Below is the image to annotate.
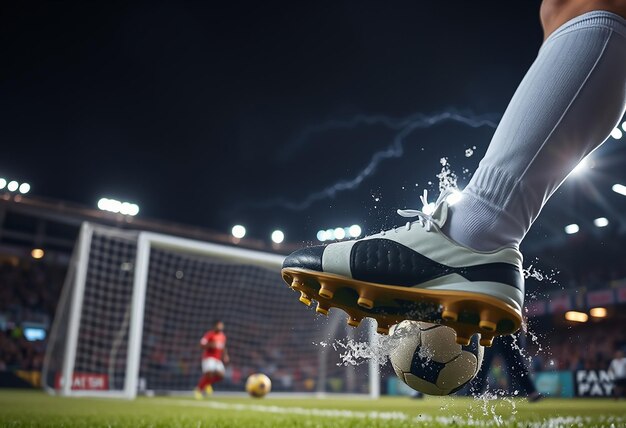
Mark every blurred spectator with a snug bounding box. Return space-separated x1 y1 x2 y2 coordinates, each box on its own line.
0 258 64 372
609 350 626 399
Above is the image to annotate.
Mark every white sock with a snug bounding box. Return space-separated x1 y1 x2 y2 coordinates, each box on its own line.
444 11 626 251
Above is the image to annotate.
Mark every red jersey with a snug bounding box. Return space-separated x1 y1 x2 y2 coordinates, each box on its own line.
201 330 226 360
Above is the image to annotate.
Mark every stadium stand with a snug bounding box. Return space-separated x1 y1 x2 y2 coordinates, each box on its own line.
1 193 626 397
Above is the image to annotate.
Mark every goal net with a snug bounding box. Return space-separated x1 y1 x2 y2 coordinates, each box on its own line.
43 223 379 398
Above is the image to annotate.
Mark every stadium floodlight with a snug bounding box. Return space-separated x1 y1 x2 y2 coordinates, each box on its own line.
0 178 6 189
445 189 463 206
31 248 44 259
593 217 609 227
7 181 18 192
97 197 140 216
271 230 285 244
120 202 133 215
97 198 109 210
348 224 362 238
231 225 246 239
611 127 623 140
320 225 363 242
109 199 122 212
18 182 30 194
564 223 579 234
333 227 346 240
589 307 608 318
565 311 588 323
612 183 626 196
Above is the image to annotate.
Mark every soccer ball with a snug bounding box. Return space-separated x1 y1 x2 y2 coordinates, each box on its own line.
245 373 272 398
389 321 483 396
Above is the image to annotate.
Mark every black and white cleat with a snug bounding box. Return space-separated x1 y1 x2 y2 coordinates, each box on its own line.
282 190 524 346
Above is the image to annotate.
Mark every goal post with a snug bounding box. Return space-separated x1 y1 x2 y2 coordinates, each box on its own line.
43 222 380 399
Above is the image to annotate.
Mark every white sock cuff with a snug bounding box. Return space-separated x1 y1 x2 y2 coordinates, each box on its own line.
464 165 519 208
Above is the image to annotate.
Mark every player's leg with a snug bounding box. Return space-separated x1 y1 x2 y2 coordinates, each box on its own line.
196 358 216 397
195 374 209 399
469 342 497 395
444 0 626 252
282 1 626 345
616 379 626 399
203 358 225 394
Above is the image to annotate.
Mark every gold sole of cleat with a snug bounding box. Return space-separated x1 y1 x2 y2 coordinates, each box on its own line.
316 302 330 315
479 336 494 347
283 267 522 346
318 282 336 299
298 291 312 306
479 320 497 332
347 316 362 327
441 309 458 322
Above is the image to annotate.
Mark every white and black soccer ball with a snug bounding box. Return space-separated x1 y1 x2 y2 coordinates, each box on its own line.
389 321 483 396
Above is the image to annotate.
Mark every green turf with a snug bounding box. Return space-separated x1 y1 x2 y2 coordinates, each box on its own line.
0 390 625 427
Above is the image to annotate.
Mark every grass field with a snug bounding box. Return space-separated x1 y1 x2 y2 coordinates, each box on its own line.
1 390 625 427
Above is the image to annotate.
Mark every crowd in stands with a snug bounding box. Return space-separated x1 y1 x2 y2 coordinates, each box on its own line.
529 320 626 372
2 246 626 396
528 233 626 293
0 258 64 373
0 327 45 372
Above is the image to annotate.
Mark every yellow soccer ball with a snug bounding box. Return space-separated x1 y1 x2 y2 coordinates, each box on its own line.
245 373 272 398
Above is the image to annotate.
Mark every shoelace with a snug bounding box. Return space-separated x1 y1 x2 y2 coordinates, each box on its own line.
380 189 451 235
397 189 437 232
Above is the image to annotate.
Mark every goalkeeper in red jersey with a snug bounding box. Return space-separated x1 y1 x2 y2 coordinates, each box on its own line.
194 320 229 399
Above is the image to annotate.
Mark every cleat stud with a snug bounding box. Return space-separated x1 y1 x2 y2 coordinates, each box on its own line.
318 283 336 300
316 303 330 316
298 291 311 306
455 336 471 346
479 310 498 332
291 277 303 290
347 316 361 327
376 321 391 335
357 297 374 309
479 332 495 347
442 309 459 322
479 320 497 333
480 337 494 347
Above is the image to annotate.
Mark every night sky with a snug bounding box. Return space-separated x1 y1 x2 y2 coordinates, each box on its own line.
3 1 625 247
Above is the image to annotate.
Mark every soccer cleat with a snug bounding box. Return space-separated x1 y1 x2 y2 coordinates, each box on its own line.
194 388 203 400
347 316 362 327
204 384 213 396
282 190 524 346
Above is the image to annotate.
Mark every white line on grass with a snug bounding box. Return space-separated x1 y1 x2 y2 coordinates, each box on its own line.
158 399 626 428
170 400 409 421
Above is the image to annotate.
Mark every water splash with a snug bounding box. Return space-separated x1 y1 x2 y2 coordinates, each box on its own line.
436 156 458 193
522 258 560 285
470 389 518 426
